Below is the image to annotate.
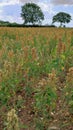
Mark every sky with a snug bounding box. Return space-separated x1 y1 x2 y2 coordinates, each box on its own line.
0 0 73 27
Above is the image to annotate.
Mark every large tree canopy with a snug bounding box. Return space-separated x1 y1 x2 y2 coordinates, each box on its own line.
21 3 44 25
52 12 72 27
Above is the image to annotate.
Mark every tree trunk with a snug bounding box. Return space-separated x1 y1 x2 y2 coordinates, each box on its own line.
60 22 62 27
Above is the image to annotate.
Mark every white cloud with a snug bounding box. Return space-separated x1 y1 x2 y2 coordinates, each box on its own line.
0 1 22 23
42 18 52 25
0 6 4 20
0 13 23 23
19 0 38 3
38 2 56 15
0 0 39 7
52 0 73 5
0 0 20 7
0 8 3 13
38 2 51 13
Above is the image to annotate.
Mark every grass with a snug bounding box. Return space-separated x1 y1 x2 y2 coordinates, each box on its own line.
0 27 73 130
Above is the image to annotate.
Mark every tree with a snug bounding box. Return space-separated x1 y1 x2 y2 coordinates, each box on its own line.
52 12 71 27
21 3 44 25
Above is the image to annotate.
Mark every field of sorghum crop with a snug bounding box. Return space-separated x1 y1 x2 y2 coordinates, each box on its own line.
0 27 73 130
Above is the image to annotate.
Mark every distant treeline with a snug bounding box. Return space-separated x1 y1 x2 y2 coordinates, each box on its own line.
0 20 56 27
